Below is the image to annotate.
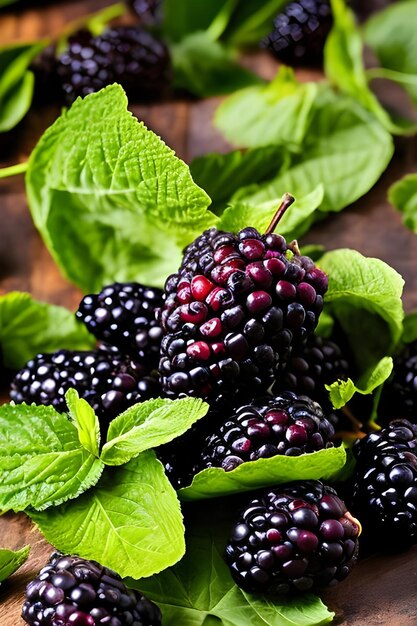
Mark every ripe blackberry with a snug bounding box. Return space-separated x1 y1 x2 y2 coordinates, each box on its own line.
77 282 163 368
128 0 161 24
379 341 417 424
226 480 360 595
159 196 328 401
10 349 160 427
262 0 333 66
56 26 171 104
350 419 417 551
277 335 350 408
196 391 335 473
22 552 161 626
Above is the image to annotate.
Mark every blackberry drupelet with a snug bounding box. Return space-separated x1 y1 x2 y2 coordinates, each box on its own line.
226 480 360 595
77 282 163 368
262 0 333 66
56 26 171 104
22 552 161 626
196 391 335 473
10 349 160 427
350 419 417 551
379 341 417 424
277 335 350 408
159 196 328 401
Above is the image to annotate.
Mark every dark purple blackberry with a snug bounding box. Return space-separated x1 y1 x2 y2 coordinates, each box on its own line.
128 0 161 24
76 282 163 368
262 0 333 66
350 419 417 551
22 552 161 626
10 349 160 428
277 335 351 408
379 341 417 424
196 391 335 473
159 196 328 401
226 480 360 595
56 25 171 104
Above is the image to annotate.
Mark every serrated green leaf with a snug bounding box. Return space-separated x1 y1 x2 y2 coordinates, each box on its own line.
179 446 346 501
102 397 209 466
326 356 393 409
0 403 104 512
0 291 95 370
219 185 324 241
135 504 334 626
66 389 100 458
0 546 30 583
389 172 417 233
214 67 318 151
319 249 404 371
31 451 185 579
26 84 216 292
236 86 394 215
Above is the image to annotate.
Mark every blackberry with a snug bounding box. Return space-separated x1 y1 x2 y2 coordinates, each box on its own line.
22 552 161 626
350 419 417 551
77 282 163 368
379 341 417 424
262 0 333 66
159 196 328 401
128 0 161 24
196 391 335 473
10 349 160 428
226 480 360 595
56 26 171 104
277 335 351 408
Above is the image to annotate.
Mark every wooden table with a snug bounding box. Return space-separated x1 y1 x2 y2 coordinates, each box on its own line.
1 1 417 624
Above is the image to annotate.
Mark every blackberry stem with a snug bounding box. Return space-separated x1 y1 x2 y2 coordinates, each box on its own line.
265 193 295 234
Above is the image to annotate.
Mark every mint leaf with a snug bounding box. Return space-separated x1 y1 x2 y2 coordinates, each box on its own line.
31 451 185 579
179 446 346 501
0 403 104 512
0 546 30 583
171 31 262 98
26 84 215 292
102 397 209 466
136 507 334 626
66 389 100 458
190 146 288 212
0 292 95 369
219 185 324 241
214 67 318 150
403 311 417 344
235 86 394 215
326 356 393 409
389 173 417 233
319 249 404 371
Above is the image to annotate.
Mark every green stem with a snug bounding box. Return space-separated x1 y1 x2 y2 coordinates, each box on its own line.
206 0 240 41
0 162 29 179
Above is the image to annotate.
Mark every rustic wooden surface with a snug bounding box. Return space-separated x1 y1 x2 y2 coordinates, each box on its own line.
1 1 417 624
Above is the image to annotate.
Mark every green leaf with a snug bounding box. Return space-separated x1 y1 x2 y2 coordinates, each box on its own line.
0 546 30 583
326 356 393 409
0 291 95 369
26 84 215 292
189 146 288 212
171 31 262 98
221 0 288 47
179 446 346 501
0 403 104 512
389 172 417 233
66 389 100 458
0 41 47 132
403 311 417 344
219 185 324 241
319 249 404 371
135 506 334 626
237 86 394 215
163 0 225 42
31 451 185 579
102 397 209 466
214 67 318 150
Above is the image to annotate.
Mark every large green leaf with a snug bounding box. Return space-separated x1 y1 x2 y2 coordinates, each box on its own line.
26 84 215 292
31 452 185 579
